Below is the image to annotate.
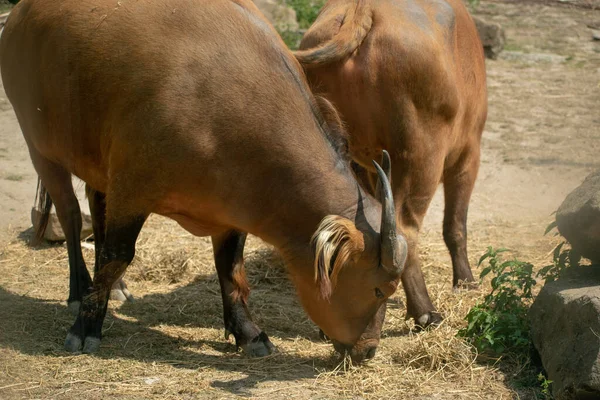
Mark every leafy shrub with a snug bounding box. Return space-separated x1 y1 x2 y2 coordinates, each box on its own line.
459 239 574 398
538 373 553 399
287 0 325 29
539 218 578 284
278 0 324 49
538 241 575 284
458 247 536 355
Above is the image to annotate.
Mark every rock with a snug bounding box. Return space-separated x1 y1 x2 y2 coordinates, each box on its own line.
252 0 299 33
530 266 600 400
472 16 505 60
593 31 600 41
556 169 600 263
31 207 93 242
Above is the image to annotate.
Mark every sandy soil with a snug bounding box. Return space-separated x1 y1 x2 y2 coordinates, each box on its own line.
0 0 599 398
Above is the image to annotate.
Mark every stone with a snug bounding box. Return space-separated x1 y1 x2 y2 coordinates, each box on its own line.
530 266 600 400
252 0 299 33
31 207 93 242
556 169 600 263
472 16 506 60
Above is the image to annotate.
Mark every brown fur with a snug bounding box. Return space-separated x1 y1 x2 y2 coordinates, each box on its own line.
1 0 406 360
231 261 250 304
314 95 350 160
294 0 372 66
297 0 488 324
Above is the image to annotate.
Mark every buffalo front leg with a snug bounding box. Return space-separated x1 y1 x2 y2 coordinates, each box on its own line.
388 148 445 329
64 214 146 353
443 149 480 288
87 185 133 302
212 230 275 357
401 230 443 329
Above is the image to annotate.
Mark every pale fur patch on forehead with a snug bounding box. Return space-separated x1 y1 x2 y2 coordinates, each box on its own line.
311 215 365 299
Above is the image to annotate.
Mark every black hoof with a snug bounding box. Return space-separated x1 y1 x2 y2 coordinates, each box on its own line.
64 332 101 353
453 280 479 292
64 332 83 353
413 312 443 331
110 279 134 302
241 332 276 357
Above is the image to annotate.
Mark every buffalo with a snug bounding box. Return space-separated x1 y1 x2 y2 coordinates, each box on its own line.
296 0 488 326
1 0 408 362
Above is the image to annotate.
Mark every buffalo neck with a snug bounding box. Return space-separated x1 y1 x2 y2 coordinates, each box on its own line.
247 157 380 282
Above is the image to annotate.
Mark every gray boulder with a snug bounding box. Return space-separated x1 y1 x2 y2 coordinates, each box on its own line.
530 266 600 400
252 0 299 33
557 170 600 263
473 16 505 60
31 207 93 242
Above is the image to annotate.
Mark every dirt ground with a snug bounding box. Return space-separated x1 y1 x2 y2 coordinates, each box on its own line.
0 0 599 399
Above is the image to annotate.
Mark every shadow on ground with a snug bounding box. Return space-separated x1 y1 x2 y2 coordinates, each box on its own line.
0 283 338 395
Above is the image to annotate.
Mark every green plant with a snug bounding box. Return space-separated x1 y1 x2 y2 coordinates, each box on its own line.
458 247 536 356
537 241 575 284
279 28 304 50
287 0 324 29
459 243 569 397
539 219 578 284
538 373 553 399
275 0 324 49
466 0 480 11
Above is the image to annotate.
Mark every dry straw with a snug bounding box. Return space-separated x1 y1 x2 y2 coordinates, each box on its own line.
0 215 559 399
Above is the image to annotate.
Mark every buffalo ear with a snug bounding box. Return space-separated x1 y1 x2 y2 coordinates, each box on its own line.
314 95 349 157
311 215 365 299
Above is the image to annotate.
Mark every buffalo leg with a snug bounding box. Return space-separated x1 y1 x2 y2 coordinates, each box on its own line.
212 230 275 357
30 154 92 316
400 230 442 328
389 151 445 328
64 213 146 353
443 148 480 288
86 185 133 302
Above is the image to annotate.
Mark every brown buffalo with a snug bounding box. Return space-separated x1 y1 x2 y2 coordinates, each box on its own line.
0 0 408 362
296 0 487 326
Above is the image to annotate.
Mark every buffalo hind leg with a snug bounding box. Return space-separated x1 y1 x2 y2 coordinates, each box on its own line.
443 148 480 288
86 185 133 302
212 230 275 357
30 155 92 316
64 213 146 353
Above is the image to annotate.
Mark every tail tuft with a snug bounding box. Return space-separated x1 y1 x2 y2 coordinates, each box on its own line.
32 178 52 244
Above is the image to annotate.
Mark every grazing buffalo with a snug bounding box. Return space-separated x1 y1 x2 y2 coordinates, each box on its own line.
295 0 487 326
0 0 408 362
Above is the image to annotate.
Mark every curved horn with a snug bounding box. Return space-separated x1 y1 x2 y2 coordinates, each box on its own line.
372 150 405 275
374 149 391 196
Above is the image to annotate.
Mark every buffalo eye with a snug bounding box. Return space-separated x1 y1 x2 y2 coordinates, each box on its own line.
375 288 385 299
